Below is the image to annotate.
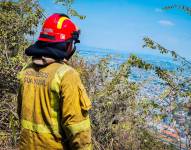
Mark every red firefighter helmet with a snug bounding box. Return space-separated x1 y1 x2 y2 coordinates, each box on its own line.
38 13 80 43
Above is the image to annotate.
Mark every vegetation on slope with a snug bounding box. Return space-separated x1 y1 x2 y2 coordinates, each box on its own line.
0 0 190 149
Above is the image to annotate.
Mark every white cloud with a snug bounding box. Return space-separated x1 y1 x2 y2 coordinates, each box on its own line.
158 20 175 26
155 8 163 13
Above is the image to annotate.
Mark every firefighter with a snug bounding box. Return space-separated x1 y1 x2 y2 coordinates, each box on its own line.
17 13 92 150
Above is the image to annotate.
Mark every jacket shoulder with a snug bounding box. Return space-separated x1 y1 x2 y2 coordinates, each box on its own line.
50 63 78 93
56 63 78 79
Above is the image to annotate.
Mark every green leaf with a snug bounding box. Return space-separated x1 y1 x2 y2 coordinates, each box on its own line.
69 9 86 19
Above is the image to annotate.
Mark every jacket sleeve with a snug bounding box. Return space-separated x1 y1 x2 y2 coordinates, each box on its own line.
60 69 92 150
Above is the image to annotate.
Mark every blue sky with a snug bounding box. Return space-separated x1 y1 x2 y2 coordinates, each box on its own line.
40 0 191 58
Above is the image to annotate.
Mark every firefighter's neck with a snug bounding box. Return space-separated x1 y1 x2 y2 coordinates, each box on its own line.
62 59 68 64
32 57 69 66
32 56 56 66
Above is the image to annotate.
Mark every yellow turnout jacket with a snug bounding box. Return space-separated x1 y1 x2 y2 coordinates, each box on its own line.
17 62 92 150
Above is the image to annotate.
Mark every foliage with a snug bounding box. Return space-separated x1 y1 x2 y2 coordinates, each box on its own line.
0 0 43 148
0 0 43 62
164 5 191 16
142 38 191 150
54 0 86 19
143 4 191 149
69 54 175 150
141 5 191 149
0 0 190 150
143 37 191 67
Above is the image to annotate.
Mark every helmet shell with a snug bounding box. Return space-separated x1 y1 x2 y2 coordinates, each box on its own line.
38 14 79 43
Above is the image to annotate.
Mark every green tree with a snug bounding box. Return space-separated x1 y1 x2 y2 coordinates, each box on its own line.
0 0 43 148
139 4 191 149
54 0 86 19
1 0 189 149
0 0 43 64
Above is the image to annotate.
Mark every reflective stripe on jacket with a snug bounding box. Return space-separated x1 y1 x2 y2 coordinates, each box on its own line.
17 62 92 150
